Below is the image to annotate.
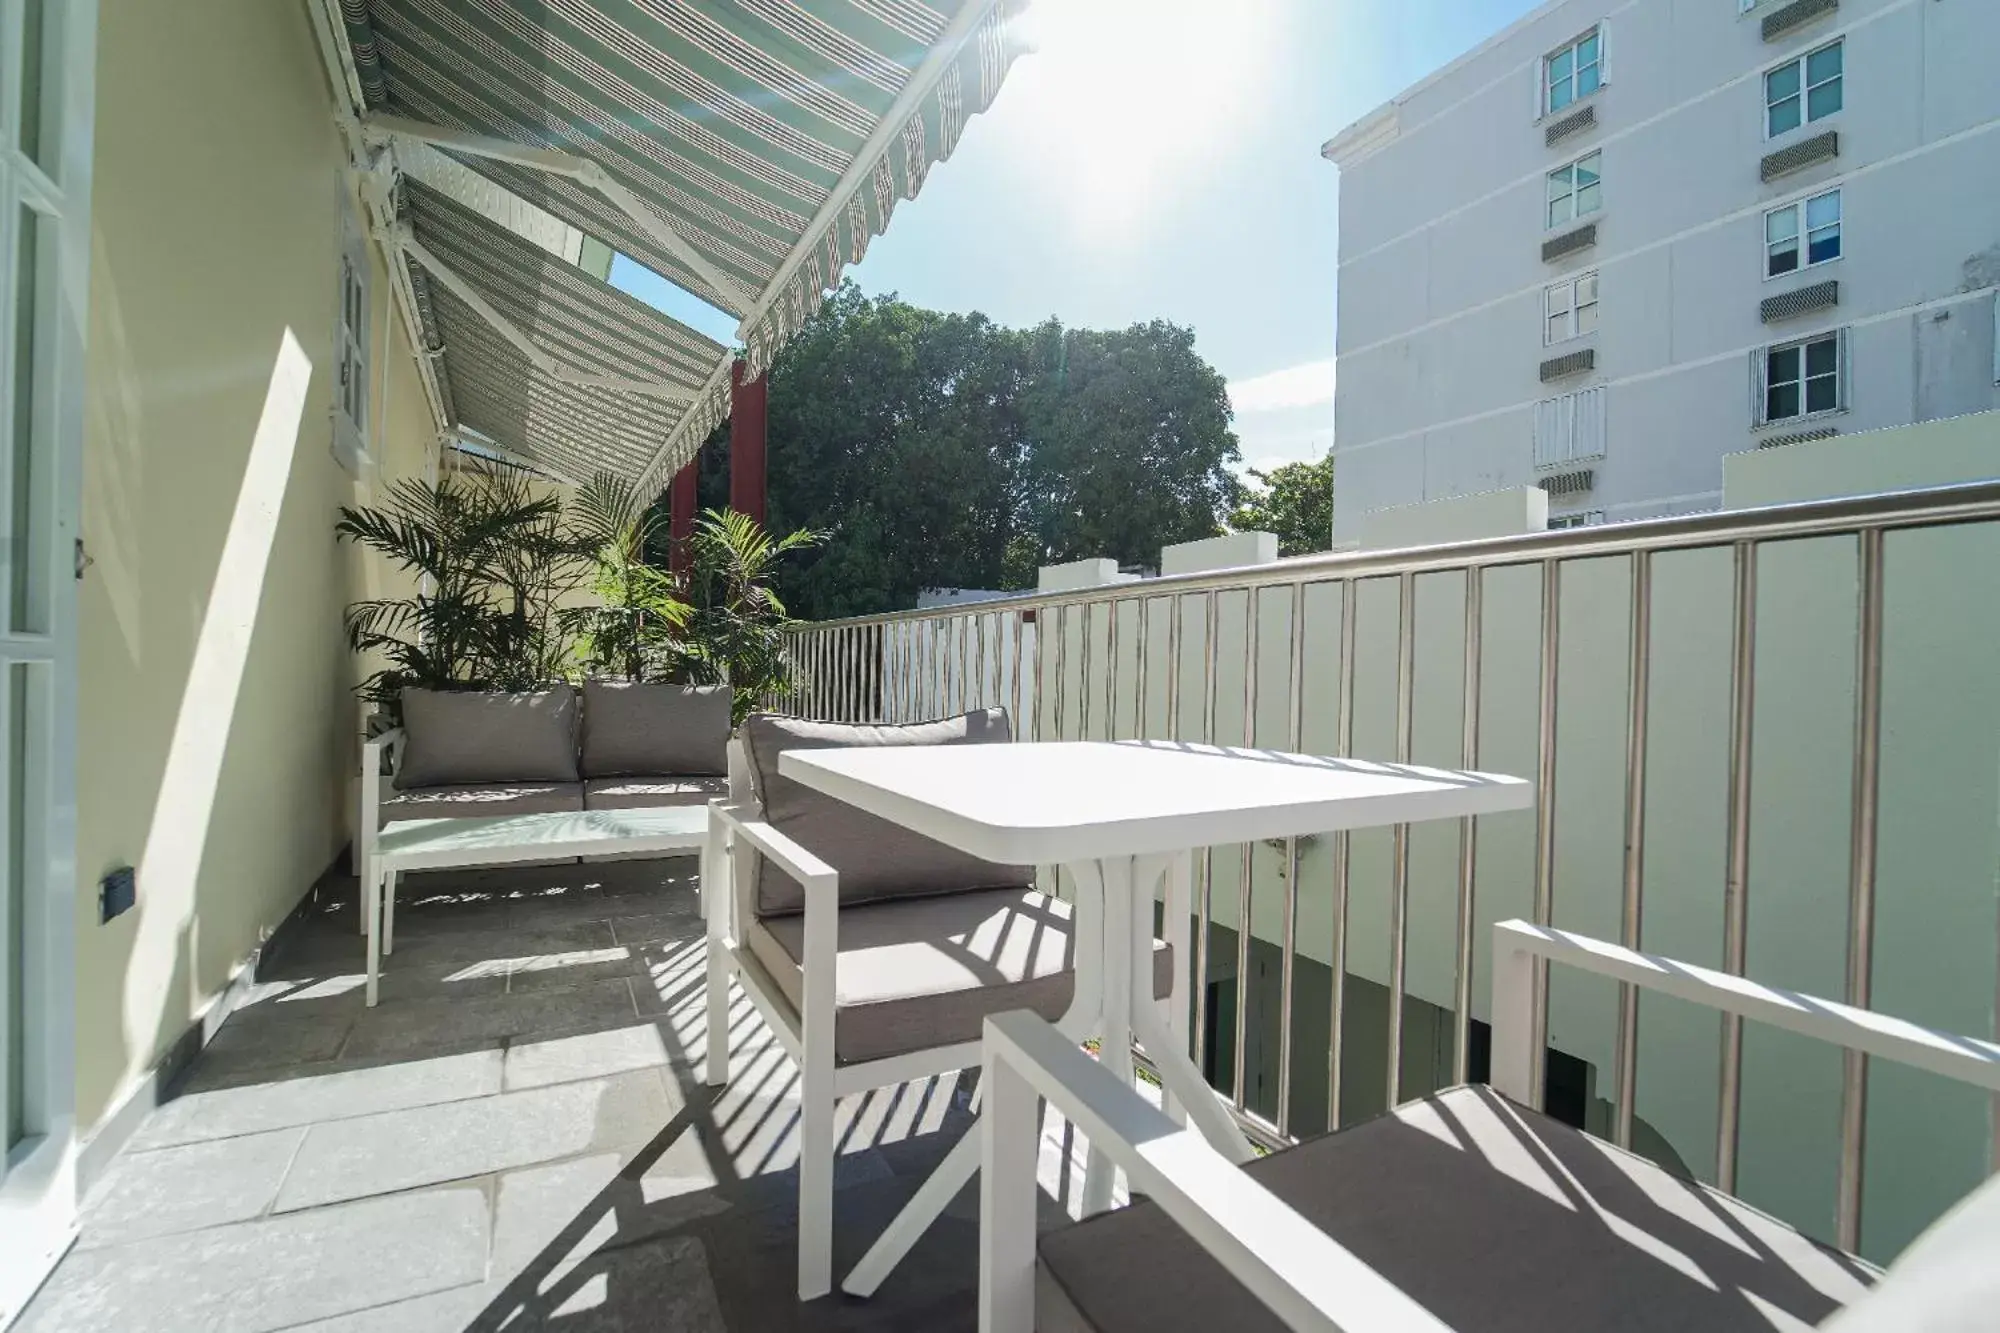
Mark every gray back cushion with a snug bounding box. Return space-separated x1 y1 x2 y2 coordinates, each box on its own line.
742 709 1031 917
580 680 730 777
397 687 580 788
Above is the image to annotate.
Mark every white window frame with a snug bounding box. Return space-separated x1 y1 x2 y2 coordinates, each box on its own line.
1544 271 1600 346
1753 328 1849 428
1549 509 1606 530
1540 25 1606 120
333 202 370 476
0 0 94 1322
1545 150 1603 232
1763 187 1842 281
1533 386 1607 469
1764 38 1843 141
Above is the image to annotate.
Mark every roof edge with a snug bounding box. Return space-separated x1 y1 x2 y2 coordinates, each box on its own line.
1321 103 1399 167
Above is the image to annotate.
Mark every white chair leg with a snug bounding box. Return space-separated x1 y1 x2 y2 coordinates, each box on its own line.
382 867 398 956
358 848 373 936
364 870 381 1008
797 1051 836 1300
704 943 731 1088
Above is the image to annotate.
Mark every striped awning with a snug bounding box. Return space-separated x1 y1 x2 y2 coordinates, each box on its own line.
335 0 1030 489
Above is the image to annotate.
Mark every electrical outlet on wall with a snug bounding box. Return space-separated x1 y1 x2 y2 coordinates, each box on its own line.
100 866 136 922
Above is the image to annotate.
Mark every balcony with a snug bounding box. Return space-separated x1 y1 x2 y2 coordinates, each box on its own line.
22 474 2000 1331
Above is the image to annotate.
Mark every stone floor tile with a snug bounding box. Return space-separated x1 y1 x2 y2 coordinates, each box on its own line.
275 1069 677 1211
271 1283 493 1333
502 1022 676 1091
18 1185 488 1333
338 978 636 1060
485 1232 728 1333
133 1050 503 1150
505 944 647 995
607 911 703 946
188 1011 354 1082
77 1127 304 1248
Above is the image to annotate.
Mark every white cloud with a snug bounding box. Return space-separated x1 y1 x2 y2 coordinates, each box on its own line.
1228 358 1336 415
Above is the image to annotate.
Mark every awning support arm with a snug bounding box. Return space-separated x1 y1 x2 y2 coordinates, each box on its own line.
398 231 696 404
365 112 759 316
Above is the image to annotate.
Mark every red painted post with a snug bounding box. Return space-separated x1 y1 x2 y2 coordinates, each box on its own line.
668 456 698 581
729 359 768 527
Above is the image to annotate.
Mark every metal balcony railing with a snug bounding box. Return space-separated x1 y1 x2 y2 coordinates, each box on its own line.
773 479 2000 1263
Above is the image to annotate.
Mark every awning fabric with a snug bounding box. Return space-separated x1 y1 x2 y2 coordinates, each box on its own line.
340 0 1029 489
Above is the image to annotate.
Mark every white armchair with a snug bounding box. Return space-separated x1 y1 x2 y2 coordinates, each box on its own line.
980 920 2000 1333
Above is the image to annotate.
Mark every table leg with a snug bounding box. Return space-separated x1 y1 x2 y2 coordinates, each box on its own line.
383 867 398 956
1130 1001 1255 1164
1080 857 1135 1217
364 868 382 1008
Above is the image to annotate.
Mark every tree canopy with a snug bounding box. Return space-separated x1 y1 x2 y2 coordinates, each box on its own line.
1231 453 1334 558
696 283 1245 621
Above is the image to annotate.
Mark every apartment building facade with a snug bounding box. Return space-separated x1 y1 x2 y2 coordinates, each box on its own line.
1321 0 2000 538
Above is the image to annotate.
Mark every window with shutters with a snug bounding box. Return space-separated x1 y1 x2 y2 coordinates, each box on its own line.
1755 330 1846 426
334 207 370 474
1545 272 1599 345
1549 510 1606 530
1533 386 1607 468
1766 40 1842 139
1542 27 1603 117
1547 152 1602 230
1765 188 1841 278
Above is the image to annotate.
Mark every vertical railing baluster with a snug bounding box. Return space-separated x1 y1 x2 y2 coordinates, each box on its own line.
1386 572 1417 1109
1328 582 1357 1131
1135 597 1151 739
1106 598 1121 741
1717 540 1760 1194
1614 551 1654 1150
960 611 974 713
1031 607 1046 741
1529 559 1562 1109
1837 528 1885 1252
1276 582 1306 1136
1451 568 1484 1086
1233 590 1259 1113
1011 610 1026 735
1079 601 1094 740
1054 604 1071 741
1193 592 1218 1081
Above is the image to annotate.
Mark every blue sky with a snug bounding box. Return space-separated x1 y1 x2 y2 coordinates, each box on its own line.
613 0 1546 476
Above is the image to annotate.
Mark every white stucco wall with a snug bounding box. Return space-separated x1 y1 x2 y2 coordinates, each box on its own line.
1326 0 2000 538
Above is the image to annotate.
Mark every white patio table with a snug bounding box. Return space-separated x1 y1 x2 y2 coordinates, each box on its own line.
775 739 1534 1298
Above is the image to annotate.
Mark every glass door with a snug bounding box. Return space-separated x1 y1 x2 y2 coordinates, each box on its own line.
0 0 91 1323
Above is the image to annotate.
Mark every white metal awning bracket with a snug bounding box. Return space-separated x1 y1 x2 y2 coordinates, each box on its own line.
364 112 758 316
396 230 696 404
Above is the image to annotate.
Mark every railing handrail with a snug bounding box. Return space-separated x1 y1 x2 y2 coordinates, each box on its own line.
790 478 2000 630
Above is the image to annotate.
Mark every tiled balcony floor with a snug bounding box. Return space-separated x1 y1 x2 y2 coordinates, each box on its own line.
22 857 1088 1333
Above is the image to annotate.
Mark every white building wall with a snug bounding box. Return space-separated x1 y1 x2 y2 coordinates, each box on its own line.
1325 0 2000 538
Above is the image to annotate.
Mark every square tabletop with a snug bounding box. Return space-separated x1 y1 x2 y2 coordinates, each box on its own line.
778 740 1534 865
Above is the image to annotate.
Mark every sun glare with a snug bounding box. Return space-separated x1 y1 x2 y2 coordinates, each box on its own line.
1003 0 1275 238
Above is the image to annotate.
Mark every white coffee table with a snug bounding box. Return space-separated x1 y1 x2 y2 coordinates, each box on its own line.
776 739 1535 1298
364 805 709 1006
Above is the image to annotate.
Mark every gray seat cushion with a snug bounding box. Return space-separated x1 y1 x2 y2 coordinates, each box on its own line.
580 681 731 777
744 886 1173 1066
583 775 728 810
1036 1084 1876 1333
741 710 1031 917
397 687 580 787
380 781 583 823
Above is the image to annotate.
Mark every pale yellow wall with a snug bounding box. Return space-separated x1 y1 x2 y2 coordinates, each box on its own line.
76 0 435 1134
1722 409 2000 509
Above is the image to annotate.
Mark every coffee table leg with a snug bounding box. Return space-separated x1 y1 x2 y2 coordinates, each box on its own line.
365 868 382 1008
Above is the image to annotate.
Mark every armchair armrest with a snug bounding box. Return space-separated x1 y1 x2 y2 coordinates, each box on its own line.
979 1011 1450 1333
1489 920 2000 1105
358 727 405 855
710 802 838 894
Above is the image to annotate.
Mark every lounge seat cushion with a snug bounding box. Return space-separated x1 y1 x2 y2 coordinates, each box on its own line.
745 886 1173 1066
397 687 580 787
741 710 1031 917
580 681 731 777
1036 1084 1875 1333
583 775 728 810
380 781 583 823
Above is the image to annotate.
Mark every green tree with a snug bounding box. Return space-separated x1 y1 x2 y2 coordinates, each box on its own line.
749 283 1242 620
1011 319 1243 574
1231 453 1334 557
